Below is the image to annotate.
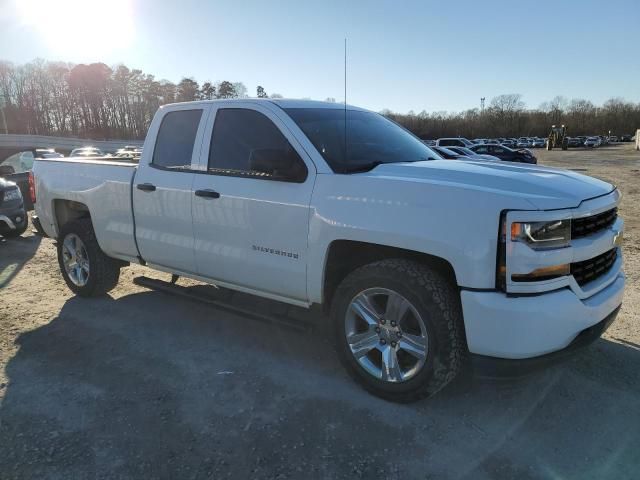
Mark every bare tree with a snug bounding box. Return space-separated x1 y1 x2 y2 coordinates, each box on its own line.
1 59 638 140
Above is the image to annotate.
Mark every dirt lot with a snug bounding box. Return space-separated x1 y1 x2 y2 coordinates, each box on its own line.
1 144 639 479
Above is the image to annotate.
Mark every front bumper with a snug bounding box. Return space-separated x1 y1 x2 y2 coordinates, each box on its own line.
460 272 624 359
470 305 620 377
0 205 27 233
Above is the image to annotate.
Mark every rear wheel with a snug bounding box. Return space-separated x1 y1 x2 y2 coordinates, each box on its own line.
331 259 465 402
57 219 121 297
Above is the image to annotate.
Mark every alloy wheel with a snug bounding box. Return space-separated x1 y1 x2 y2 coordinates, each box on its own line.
344 288 428 383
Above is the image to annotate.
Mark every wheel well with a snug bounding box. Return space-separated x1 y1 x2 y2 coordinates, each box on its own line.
53 199 91 236
322 240 457 311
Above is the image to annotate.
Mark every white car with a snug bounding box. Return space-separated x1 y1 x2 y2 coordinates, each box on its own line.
69 147 104 157
584 137 601 148
531 138 546 148
33 99 625 402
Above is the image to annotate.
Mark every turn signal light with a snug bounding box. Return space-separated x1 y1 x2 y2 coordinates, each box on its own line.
511 263 570 282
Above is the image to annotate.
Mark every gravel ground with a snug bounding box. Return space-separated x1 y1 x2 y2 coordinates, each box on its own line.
0 143 639 479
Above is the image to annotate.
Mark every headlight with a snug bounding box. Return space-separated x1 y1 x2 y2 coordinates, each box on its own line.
511 219 571 249
3 188 22 202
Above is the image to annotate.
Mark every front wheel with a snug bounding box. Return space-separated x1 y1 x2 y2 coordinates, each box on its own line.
57 219 121 297
331 259 465 402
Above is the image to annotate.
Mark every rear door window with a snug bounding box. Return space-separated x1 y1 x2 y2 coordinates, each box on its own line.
152 109 203 169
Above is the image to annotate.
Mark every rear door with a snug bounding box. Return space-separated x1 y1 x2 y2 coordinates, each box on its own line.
191 103 315 302
133 105 209 274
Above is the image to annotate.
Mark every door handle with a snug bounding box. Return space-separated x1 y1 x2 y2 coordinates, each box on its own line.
195 189 220 199
137 183 156 192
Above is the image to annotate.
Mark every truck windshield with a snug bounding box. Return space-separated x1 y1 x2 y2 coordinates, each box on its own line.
284 108 437 173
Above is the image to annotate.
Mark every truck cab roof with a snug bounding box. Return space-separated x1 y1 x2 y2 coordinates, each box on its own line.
161 98 369 112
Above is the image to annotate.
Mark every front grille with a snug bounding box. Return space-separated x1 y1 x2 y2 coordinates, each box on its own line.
571 248 617 286
572 208 617 239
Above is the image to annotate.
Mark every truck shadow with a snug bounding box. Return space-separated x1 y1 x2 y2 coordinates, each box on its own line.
0 288 638 479
0 231 41 289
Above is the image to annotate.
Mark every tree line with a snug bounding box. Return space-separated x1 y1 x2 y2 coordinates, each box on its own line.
0 60 273 139
0 60 638 140
386 94 640 140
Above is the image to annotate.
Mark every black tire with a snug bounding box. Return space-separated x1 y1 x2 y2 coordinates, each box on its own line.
2 216 29 238
57 218 121 297
330 259 465 402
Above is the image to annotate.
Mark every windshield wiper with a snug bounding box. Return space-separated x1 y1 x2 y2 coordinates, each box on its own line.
341 161 385 174
342 158 434 174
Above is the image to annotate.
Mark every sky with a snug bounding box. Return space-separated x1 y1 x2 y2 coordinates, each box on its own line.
0 0 638 113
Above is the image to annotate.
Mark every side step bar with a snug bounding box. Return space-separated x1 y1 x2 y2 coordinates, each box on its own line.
133 276 318 333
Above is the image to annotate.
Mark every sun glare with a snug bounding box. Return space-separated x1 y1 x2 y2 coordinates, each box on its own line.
16 0 134 56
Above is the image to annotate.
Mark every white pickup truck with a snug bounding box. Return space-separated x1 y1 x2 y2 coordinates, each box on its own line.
33 99 625 401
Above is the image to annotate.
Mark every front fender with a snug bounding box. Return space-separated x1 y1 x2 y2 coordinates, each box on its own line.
306 174 535 303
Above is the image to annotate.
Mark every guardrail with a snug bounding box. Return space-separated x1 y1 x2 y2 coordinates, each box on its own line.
0 134 143 155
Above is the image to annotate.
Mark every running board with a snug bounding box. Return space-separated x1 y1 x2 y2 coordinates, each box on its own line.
133 275 317 333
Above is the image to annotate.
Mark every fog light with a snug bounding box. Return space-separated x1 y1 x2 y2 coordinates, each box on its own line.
512 263 570 282
15 216 22 223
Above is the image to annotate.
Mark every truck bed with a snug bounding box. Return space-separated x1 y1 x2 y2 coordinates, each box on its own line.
33 157 140 262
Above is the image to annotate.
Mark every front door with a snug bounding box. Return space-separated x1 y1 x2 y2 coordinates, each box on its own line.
191 104 315 302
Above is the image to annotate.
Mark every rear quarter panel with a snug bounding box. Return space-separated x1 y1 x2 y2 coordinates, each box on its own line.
34 158 139 261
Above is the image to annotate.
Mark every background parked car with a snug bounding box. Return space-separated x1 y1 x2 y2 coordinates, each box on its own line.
584 136 601 148
69 147 104 157
421 139 436 146
567 137 582 148
620 134 633 142
431 146 467 160
470 143 537 164
0 177 28 238
531 138 545 148
445 146 501 162
0 149 59 210
435 137 475 147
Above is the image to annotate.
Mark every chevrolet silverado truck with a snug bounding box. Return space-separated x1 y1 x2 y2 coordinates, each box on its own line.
33 99 625 401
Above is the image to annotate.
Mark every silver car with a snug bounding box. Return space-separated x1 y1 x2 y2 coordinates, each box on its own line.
584 137 601 148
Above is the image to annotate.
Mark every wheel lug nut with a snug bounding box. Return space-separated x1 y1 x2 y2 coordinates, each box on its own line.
391 321 396 327
391 341 397 348
396 331 402 338
375 327 381 333
380 319 386 325
380 339 387 345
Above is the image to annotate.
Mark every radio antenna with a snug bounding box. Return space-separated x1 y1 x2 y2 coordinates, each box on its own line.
344 38 347 165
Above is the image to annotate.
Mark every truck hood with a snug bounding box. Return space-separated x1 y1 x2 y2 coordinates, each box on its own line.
367 160 614 210
0 177 18 190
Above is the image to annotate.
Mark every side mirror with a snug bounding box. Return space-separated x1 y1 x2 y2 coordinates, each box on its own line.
0 165 15 176
249 148 307 182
